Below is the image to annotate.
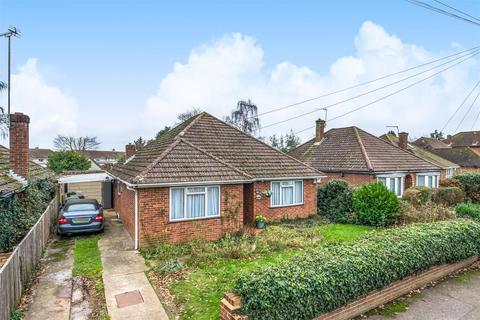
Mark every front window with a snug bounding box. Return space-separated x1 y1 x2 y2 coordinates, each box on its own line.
378 176 403 197
417 174 440 188
445 168 454 179
170 185 220 221
271 180 303 207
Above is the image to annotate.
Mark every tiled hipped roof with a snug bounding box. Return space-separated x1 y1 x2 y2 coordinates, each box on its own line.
109 113 323 185
289 127 440 173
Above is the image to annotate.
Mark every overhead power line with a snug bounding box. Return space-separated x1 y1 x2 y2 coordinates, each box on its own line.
405 0 480 27
294 50 480 135
263 49 480 130
455 87 480 132
440 79 480 132
255 45 480 119
433 0 480 23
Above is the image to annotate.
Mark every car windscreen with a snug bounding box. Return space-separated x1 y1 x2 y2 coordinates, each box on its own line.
65 203 97 212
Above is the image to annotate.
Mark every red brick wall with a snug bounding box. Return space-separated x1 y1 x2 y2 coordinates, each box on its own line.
9 112 30 178
113 180 135 239
319 172 376 186
136 184 243 246
244 179 317 224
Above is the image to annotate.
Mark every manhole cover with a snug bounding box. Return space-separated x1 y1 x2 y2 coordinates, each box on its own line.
115 290 144 308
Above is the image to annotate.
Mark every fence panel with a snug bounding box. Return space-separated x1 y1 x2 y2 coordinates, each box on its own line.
0 196 58 320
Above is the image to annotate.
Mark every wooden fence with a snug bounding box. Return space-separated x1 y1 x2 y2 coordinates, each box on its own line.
0 196 59 320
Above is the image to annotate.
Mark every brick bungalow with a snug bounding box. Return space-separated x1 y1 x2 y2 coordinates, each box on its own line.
380 133 459 181
109 113 324 248
289 119 441 196
444 131 480 153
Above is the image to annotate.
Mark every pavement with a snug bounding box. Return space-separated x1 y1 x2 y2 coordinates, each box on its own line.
98 211 168 320
367 269 480 320
24 238 74 320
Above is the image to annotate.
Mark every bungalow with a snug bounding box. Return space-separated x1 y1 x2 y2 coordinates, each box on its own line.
289 119 441 196
108 112 323 248
380 133 459 180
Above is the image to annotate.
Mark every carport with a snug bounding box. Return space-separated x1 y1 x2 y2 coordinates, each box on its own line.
58 171 114 208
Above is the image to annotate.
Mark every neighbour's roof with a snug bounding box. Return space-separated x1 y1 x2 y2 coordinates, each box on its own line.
29 147 53 159
109 112 323 185
428 147 480 168
289 126 440 173
380 134 459 169
0 145 54 196
444 131 480 147
81 150 124 160
413 137 451 150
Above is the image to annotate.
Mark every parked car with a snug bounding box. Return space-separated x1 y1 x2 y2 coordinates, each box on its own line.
58 199 104 235
64 191 85 203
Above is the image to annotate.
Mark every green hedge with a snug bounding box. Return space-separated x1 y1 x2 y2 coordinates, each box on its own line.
352 182 399 226
317 180 355 223
456 203 480 220
234 220 480 320
453 173 480 202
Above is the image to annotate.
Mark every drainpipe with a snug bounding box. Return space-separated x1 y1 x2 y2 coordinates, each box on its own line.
127 186 139 250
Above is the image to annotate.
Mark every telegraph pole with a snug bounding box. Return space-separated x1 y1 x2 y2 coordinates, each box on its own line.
1 27 20 116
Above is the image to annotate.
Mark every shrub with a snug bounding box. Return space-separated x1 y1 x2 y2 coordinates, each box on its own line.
398 200 456 224
402 186 432 206
453 173 480 202
431 187 465 206
439 178 464 190
455 202 480 220
317 180 355 223
234 220 480 320
47 150 91 173
352 182 399 226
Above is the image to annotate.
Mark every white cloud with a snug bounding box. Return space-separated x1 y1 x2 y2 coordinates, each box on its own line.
143 21 479 141
2 58 79 147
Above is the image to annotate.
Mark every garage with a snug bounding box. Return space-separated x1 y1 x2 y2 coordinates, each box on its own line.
58 171 114 208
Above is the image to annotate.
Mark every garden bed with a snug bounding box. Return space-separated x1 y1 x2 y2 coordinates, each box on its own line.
142 216 376 320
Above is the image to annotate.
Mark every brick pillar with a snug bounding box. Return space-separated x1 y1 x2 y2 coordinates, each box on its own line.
125 143 136 158
9 112 30 179
398 132 408 150
315 119 325 143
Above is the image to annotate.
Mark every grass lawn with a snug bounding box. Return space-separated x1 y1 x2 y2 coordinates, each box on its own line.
73 235 109 320
143 217 376 320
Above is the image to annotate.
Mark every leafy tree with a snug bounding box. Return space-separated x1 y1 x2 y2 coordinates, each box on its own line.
269 130 301 153
117 154 126 164
155 126 171 139
47 150 91 173
430 129 444 140
225 99 260 136
133 137 147 151
177 108 202 122
387 130 396 136
53 135 101 151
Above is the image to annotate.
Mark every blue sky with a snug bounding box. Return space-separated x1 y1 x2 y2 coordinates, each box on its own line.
0 0 479 149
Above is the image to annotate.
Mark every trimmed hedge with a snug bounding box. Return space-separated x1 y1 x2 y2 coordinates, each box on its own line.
234 220 480 320
402 186 432 207
317 180 355 223
431 187 465 207
453 173 480 202
352 182 399 226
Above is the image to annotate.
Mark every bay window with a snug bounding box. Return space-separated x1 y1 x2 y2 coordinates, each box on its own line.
271 180 303 207
170 185 220 221
416 174 440 188
378 176 403 197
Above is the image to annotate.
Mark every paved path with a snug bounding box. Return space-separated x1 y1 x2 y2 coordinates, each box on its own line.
367 270 480 320
24 238 74 320
98 211 168 320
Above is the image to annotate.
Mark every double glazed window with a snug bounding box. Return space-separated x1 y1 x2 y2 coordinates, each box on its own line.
417 174 439 188
271 180 303 207
170 186 220 221
445 168 454 179
378 176 403 196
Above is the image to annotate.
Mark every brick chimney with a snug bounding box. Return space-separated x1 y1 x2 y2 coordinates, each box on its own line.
9 112 30 179
315 119 326 143
398 132 408 150
125 143 136 159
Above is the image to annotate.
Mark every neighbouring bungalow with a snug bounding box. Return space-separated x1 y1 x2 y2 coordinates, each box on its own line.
0 113 53 199
444 131 480 153
413 137 480 173
289 119 441 196
380 132 459 180
108 112 324 248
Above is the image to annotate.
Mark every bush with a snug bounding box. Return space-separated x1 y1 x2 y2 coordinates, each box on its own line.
234 220 480 320
431 187 465 206
402 186 432 206
398 200 456 224
317 180 355 223
455 203 480 220
352 182 399 226
453 173 480 202
47 150 91 173
440 178 464 190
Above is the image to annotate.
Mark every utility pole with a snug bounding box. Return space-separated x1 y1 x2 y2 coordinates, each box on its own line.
0 27 20 116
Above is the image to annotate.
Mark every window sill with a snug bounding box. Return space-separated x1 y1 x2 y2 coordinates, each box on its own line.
270 203 304 209
168 215 221 223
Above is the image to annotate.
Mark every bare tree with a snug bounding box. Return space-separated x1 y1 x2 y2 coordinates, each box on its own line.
225 99 260 136
53 135 101 151
177 108 203 123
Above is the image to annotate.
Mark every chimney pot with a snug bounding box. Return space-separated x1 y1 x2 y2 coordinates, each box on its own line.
9 112 30 179
125 143 136 159
398 132 408 150
315 119 326 143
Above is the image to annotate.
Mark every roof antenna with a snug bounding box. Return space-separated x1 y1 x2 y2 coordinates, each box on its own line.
0 26 21 117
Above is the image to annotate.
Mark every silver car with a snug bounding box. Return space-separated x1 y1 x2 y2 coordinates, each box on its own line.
58 199 104 235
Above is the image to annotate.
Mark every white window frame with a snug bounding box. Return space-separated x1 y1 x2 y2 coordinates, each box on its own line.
270 180 304 208
377 175 404 197
416 173 440 188
169 185 221 222
445 168 454 179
